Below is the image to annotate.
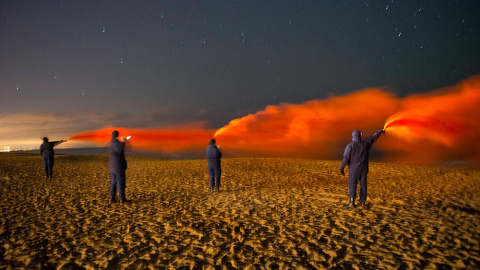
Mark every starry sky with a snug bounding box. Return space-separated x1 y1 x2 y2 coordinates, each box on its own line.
1 1 479 149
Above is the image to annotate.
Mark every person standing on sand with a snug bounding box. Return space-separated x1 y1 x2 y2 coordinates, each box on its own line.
206 138 222 193
340 129 385 208
109 130 131 204
40 137 67 179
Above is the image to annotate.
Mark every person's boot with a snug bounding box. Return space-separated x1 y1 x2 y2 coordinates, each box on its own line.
120 199 132 204
359 200 366 207
344 197 356 208
109 197 117 204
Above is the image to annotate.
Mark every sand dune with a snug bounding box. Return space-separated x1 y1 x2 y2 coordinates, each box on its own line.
1 154 480 269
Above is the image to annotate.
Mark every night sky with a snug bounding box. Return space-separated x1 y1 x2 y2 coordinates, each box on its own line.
1 1 479 149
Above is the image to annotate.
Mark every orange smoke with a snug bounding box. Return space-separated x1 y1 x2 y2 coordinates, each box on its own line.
214 76 480 162
214 89 398 158
382 76 480 163
69 76 480 163
68 127 215 152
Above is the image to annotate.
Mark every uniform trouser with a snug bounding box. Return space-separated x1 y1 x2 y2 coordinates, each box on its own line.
208 164 221 189
110 172 126 201
349 172 368 202
43 156 54 178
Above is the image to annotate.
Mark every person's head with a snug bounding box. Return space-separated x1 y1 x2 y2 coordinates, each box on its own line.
112 130 119 139
43 137 49 142
209 138 216 145
352 130 362 139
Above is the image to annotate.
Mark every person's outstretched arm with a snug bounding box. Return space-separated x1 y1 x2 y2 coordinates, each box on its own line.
53 140 67 146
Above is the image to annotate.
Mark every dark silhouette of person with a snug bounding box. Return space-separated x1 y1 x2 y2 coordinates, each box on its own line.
340 129 385 208
206 138 222 192
40 137 66 179
109 130 131 204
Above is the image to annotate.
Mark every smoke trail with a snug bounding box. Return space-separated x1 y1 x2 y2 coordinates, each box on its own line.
381 76 480 163
213 89 398 158
69 76 480 163
213 76 480 162
68 127 215 152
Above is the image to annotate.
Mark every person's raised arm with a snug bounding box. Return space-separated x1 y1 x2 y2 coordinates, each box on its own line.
366 129 384 145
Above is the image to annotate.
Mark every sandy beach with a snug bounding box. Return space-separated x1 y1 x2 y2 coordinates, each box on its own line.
1 154 480 269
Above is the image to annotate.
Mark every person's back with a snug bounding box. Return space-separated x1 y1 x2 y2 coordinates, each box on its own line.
206 144 222 161
39 137 66 179
109 139 126 174
206 139 222 192
341 129 384 207
108 130 129 204
345 136 376 175
40 141 55 158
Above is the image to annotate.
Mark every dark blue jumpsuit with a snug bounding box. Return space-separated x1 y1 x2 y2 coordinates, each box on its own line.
340 130 383 202
109 138 127 201
40 141 63 178
206 145 222 189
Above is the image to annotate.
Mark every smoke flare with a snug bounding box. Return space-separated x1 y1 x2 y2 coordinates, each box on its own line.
214 89 397 158
382 76 480 163
69 76 480 163
68 127 215 152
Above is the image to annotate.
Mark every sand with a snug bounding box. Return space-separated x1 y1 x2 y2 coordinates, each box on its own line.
1 154 480 269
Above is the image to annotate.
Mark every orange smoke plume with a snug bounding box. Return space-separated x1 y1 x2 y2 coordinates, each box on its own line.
69 76 480 163
68 127 215 152
214 89 398 158
214 76 480 162
381 76 480 163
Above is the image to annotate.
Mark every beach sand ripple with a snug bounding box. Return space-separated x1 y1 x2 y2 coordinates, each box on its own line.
1 154 480 269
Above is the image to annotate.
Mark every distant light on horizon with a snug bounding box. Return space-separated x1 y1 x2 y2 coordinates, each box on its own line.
1 145 37 152
0 139 103 152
